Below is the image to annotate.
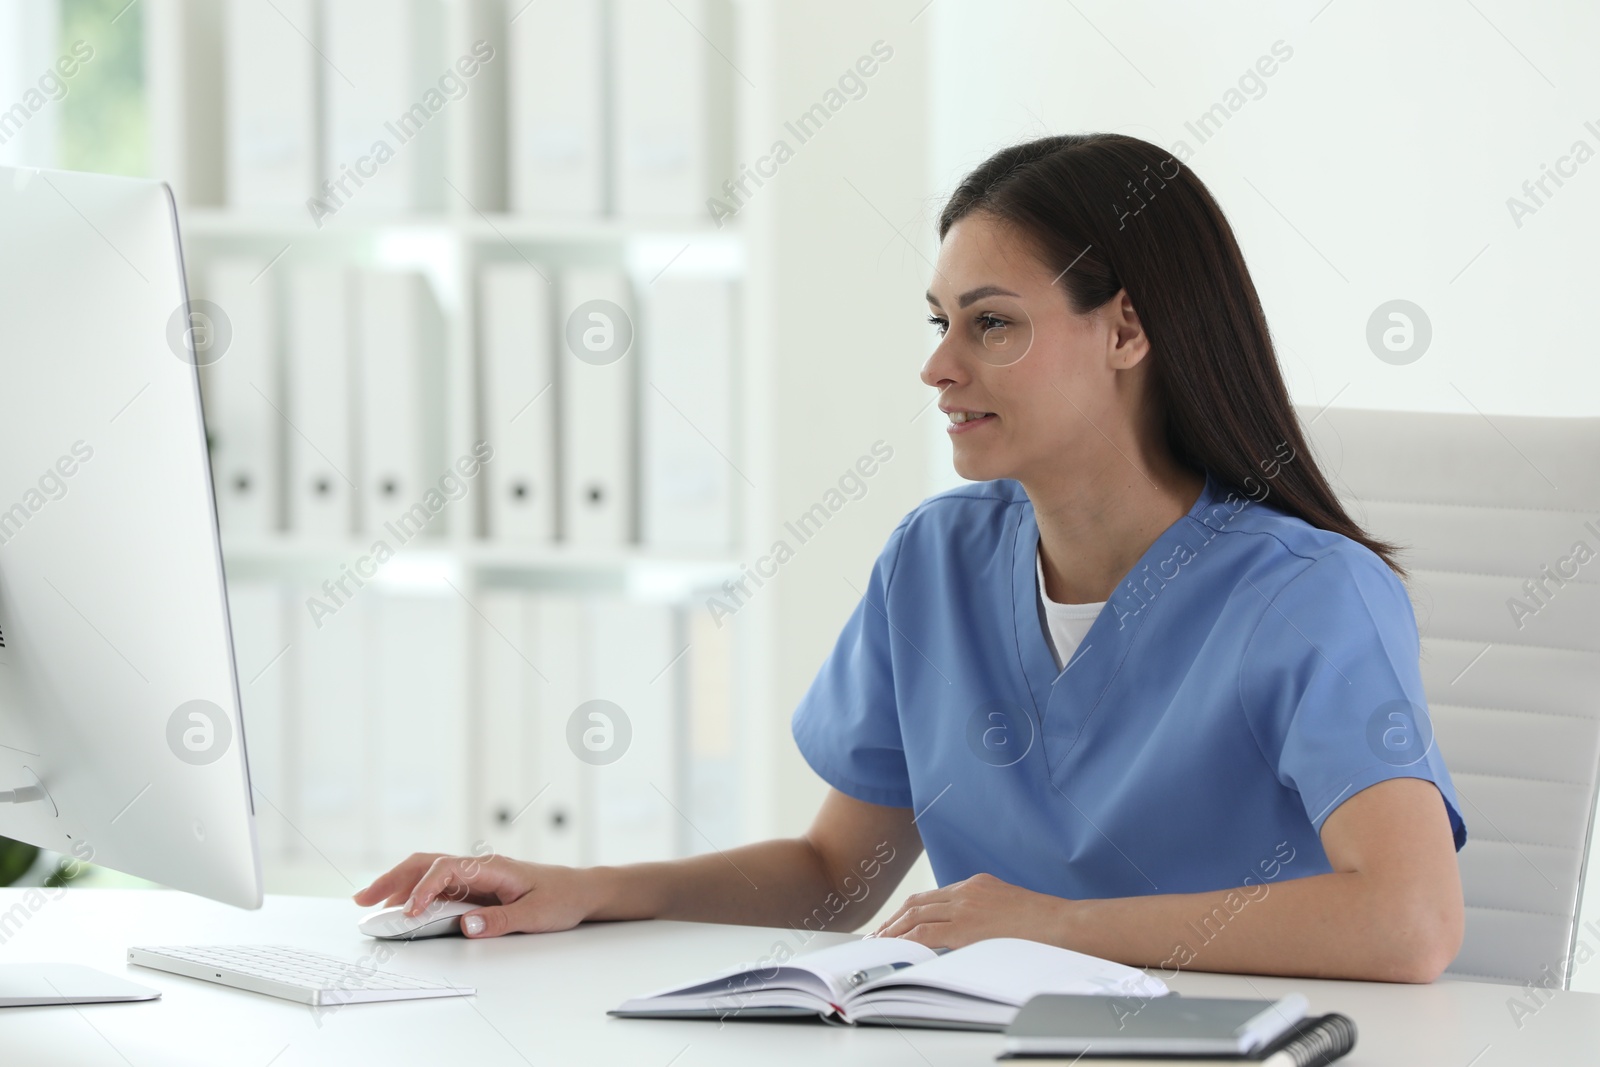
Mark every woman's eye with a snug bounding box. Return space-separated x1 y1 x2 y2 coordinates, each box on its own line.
977 314 1007 332
926 314 949 336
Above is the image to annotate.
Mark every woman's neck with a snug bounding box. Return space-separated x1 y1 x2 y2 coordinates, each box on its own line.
1025 456 1205 606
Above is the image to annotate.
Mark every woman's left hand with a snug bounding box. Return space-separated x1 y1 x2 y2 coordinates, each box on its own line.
869 872 1074 949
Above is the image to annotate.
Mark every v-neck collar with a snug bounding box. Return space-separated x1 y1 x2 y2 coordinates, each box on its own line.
1010 468 1222 725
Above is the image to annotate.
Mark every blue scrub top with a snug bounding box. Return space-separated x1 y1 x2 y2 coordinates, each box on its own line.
791 469 1466 900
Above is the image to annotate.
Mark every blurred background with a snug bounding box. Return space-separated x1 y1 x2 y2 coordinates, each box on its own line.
1 0 1596 970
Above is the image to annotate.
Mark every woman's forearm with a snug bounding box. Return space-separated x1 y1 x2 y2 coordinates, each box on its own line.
579 791 923 933
580 836 886 932
1062 869 1461 983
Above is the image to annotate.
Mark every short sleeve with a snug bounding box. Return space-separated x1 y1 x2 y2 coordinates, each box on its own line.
1239 547 1467 851
790 518 915 809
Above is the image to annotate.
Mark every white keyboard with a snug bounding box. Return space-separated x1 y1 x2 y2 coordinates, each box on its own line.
127 945 475 1006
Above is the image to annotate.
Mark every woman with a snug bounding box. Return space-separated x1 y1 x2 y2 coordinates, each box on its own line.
356 133 1467 983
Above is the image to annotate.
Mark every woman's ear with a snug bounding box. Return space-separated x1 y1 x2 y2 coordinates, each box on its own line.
1106 289 1151 370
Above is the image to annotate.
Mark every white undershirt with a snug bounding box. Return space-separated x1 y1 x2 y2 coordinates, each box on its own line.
1036 544 1106 672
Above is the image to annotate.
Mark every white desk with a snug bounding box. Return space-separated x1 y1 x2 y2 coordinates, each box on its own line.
1 889 1596 1065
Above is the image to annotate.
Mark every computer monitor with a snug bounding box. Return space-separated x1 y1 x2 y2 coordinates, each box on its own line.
0 166 261 1002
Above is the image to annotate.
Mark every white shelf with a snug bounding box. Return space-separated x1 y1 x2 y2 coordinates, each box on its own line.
220 537 741 598
178 206 737 245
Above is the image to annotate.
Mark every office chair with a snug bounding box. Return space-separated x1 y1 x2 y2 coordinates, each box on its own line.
1295 405 1600 987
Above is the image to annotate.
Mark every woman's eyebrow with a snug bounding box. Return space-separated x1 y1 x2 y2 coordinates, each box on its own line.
925 285 1023 309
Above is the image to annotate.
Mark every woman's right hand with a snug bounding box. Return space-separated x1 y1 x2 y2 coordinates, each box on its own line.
352 851 600 938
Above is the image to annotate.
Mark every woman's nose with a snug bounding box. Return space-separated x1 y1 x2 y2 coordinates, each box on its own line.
920 336 962 391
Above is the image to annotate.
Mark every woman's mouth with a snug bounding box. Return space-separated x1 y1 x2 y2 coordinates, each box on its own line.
945 410 996 434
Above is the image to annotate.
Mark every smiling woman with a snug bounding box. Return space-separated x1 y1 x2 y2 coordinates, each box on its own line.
922 133 1399 580
358 132 1468 988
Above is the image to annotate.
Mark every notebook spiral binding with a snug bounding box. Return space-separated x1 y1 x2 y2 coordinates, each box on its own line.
1274 1013 1357 1066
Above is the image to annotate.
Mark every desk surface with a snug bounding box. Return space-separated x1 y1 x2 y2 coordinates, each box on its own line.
0 888 1596 1066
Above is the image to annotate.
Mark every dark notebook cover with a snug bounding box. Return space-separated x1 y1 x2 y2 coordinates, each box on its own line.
999 1011 1357 1065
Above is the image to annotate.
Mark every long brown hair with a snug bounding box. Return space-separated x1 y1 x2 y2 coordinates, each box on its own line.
939 133 1404 577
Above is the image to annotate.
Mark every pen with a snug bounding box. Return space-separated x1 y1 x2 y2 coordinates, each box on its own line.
847 961 912 988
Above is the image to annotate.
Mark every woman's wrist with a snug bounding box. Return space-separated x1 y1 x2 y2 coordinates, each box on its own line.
577 862 663 922
575 864 621 920
1052 893 1095 952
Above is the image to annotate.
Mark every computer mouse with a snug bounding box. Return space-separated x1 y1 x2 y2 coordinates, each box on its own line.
358 899 477 940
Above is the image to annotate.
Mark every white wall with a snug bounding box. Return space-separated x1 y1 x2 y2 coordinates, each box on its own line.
926 0 1600 491
733 0 940 920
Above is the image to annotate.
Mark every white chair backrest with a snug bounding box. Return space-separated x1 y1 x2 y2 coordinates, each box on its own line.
1296 405 1600 986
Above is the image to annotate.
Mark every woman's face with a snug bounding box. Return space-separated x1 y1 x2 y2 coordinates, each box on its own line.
921 212 1151 487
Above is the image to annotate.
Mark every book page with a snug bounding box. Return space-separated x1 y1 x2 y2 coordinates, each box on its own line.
853 938 1168 1006
774 937 939 1001
625 936 936 1006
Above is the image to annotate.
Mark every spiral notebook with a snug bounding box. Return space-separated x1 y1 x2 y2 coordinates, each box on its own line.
999 993 1356 1065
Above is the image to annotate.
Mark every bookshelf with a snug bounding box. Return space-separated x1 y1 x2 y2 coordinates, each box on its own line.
189 200 748 891
136 0 752 896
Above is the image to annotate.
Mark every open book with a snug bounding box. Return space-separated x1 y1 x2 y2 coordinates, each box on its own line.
612 937 1170 1031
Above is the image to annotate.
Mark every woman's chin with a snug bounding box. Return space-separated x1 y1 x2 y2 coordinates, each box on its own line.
950 450 1008 484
